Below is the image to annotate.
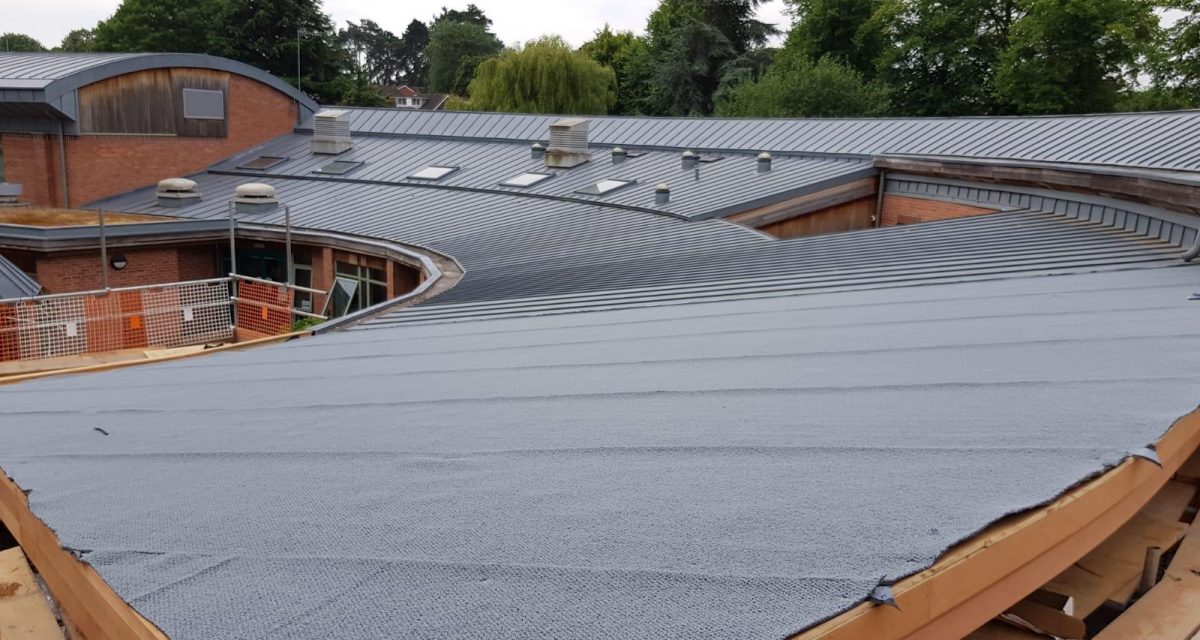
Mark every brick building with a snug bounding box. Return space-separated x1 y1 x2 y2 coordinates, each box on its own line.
0 52 318 208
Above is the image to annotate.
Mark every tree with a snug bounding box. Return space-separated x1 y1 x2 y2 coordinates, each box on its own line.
215 0 346 103
58 29 97 52
782 0 885 77
0 33 46 52
93 0 223 53
640 0 779 115
1146 0 1200 105
432 4 492 29
579 25 652 114
397 20 431 86
716 53 889 117
427 19 502 94
468 36 615 114
880 0 1023 116
996 0 1159 114
339 19 403 85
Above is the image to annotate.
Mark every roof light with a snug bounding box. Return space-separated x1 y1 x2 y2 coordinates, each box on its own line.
313 160 364 175
237 156 287 171
501 172 554 188
576 178 636 196
409 166 459 181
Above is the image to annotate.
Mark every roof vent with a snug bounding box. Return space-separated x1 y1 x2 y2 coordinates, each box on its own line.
531 142 545 160
233 182 279 214
757 152 772 173
612 147 627 165
155 178 200 208
655 183 670 205
546 118 590 168
682 149 698 170
312 109 353 155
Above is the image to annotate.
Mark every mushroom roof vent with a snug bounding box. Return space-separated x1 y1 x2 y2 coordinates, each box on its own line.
155 177 201 208
233 183 279 213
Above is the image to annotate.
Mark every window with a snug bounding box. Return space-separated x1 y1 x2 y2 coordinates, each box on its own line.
409 166 459 181
500 172 554 188
575 179 636 196
335 261 388 314
698 155 724 163
237 156 287 171
182 88 225 120
314 160 364 175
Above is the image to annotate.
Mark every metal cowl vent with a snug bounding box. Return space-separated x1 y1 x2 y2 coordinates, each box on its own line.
233 183 279 214
545 118 590 168
312 109 353 155
156 178 200 208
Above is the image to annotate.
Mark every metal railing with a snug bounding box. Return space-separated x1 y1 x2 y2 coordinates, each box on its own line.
0 276 327 363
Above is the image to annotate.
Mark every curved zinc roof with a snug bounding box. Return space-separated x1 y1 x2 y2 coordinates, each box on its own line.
0 52 318 119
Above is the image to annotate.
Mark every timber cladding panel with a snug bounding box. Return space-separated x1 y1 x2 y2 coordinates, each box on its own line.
78 68 229 137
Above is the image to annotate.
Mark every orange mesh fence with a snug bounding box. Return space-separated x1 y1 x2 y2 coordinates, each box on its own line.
0 280 232 363
235 279 294 337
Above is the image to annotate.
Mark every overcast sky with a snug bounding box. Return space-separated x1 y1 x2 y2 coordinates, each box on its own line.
9 0 792 51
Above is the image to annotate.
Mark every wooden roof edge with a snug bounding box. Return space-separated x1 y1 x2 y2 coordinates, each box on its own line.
791 405 1200 640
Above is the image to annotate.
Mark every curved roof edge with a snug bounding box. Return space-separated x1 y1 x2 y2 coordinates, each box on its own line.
5 52 319 119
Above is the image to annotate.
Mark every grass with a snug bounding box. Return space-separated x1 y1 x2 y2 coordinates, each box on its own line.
0 208 172 227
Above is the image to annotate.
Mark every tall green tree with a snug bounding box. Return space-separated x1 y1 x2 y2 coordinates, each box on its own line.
782 0 885 77
216 0 345 102
996 0 1159 114
339 19 403 85
1144 0 1200 105
880 0 1023 116
641 0 779 115
0 33 46 52
58 29 97 52
467 36 615 114
716 52 889 116
93 0 223 53
397 20 431 86
426 19 503 94
433 4 492 29
579 25 652 114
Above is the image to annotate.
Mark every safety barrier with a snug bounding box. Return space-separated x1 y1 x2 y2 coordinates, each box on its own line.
0 276 326 363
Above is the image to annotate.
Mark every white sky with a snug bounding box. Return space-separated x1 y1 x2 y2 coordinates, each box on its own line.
7 0 793 50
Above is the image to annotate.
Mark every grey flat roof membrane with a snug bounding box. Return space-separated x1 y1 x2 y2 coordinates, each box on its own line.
1 265 1198 639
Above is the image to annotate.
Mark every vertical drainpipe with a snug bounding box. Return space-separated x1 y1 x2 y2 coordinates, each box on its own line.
874 169 887 227
57 121 70 208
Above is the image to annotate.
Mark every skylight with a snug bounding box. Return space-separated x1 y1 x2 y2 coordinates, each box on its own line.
698 155 724 163
501 172 554 188
575 179 636 196
314 160 364 175
409 165 459 181
237 156 286 171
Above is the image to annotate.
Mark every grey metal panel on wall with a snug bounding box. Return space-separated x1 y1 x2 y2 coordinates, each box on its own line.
885 175 1200 247
306 108 1200 172
0 252 40 299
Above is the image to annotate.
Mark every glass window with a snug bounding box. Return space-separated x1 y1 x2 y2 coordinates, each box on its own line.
500 172 554 187
182 88 226 120
237 156 287 171
409 166 459 181
293 264 313 313
313 160 364 175
334 261 388 314
575 179 635 196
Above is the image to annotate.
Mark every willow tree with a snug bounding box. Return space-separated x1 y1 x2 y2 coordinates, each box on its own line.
467 36 616 114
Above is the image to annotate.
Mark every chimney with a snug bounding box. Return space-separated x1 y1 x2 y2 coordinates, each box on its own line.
233 183 279 214
757 152 772 173
681 149 698 170
655 183 670 205
531 142 545 160
156 178 200 208
545 118 590 168
312 109 353 155
611 146 627 164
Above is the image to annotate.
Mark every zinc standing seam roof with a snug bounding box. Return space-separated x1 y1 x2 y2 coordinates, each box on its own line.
0 252 39 298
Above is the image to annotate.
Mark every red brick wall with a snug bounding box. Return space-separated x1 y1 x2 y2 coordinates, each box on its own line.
0 133 63 206
2 73 299 208
34 244 218 294
881 194 996 226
